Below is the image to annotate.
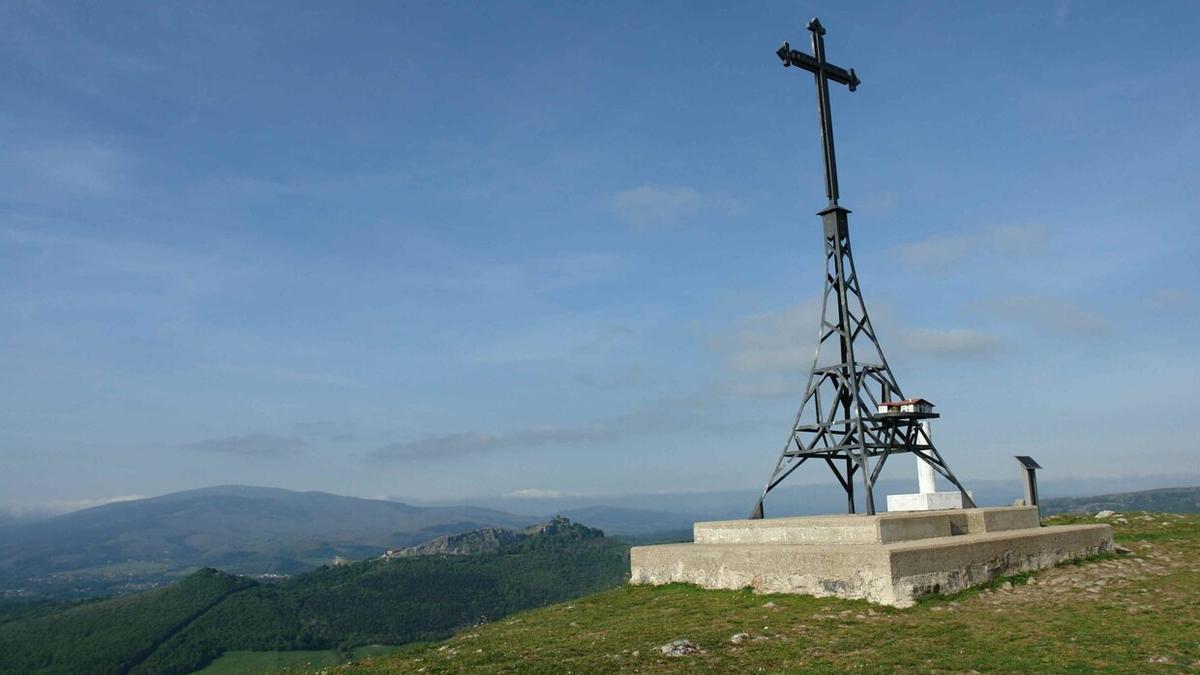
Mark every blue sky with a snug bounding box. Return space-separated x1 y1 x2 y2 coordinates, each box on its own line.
2 1 1198 513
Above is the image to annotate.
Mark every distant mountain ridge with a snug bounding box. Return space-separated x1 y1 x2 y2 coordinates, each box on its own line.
1041 486 1200 515
423 475 1200 521
0 485 535 598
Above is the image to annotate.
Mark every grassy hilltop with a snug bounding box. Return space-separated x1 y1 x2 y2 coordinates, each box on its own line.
337 513 1200 674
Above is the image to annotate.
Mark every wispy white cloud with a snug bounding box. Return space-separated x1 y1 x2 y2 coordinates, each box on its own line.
729 375 805 399
705 301 821 399
369 394 756 463
503 488 580 499
714 300 1001 397
1054 0 1071 28
292 420 359 443
891 223 1048 271
0 4 160 87
987 223 1049 254
462 309 650 365
901 328 1005 359
572 364 652 390
372 429 607 462
1149 288 1193 310
723 301 822 374
399 242 630 297
1 142 128 199
854 189 901 218
0 224 249 351
536 253 631 291
613 185 703 228
0 225 240 295
184 434 307 458
891 234 976 271
978 294 1109 336
25 143 122 195
612 184 740 228
0 494 145 520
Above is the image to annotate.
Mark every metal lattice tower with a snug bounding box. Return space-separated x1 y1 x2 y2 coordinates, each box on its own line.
750 18 975 519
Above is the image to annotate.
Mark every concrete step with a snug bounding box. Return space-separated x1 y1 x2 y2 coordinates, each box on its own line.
692 506 1041 546
631 522 1112 607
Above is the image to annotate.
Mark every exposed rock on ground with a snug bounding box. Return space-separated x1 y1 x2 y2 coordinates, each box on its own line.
660 639 701 656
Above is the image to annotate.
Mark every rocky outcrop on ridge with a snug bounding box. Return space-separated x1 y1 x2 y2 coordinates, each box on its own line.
385 516 603 558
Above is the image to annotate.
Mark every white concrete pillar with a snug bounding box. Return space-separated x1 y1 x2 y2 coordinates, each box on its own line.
917 421 937 495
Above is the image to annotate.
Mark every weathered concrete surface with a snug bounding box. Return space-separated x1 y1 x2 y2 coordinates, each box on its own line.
887 525 1112 604
693 512 947 546
886 490 970 512
693 506 1041 546
960 505 1041 533
632 540 895 601
631 508 1112 607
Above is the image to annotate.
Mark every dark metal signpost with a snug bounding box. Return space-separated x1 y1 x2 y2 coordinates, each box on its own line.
750 19 974 519
1016 456 1043 520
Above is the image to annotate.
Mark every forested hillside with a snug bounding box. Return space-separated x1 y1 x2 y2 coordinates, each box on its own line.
0 520 627 674
0 569 253 675
1041 486 1200 515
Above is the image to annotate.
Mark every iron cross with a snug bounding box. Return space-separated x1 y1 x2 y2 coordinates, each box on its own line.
777 18 860 207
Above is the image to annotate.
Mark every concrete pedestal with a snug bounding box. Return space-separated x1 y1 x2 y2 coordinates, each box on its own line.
885 424 968 512
629 506 1112 607
886 491 971 512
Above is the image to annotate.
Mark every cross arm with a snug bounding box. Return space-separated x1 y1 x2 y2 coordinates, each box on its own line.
776 42 860 91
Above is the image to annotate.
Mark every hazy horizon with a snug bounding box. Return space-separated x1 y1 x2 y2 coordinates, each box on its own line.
6 473 1200 523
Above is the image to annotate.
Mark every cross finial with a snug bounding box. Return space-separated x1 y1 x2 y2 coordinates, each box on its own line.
777 18 859 207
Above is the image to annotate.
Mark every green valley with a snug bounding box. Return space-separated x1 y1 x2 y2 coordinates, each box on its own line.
0 519 627 675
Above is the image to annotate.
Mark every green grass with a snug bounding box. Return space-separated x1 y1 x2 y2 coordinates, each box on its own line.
334 513 1200 674
199 645 408 674
199 650 345 674
350 645 412 659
